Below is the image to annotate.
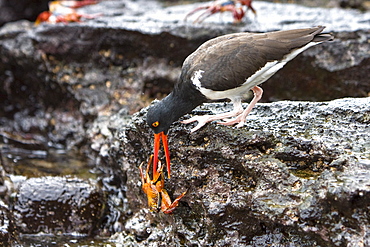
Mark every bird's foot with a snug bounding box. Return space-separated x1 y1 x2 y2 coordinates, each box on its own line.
181 115 215 133
216 86 263 129
217 115 245 128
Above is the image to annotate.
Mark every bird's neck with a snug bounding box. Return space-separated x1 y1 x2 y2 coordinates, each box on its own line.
163 81 206 122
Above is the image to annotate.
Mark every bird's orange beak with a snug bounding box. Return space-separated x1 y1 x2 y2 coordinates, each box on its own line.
153 132 171 179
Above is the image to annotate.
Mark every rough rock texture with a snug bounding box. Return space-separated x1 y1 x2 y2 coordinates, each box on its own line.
0 200 16 246
115 98 370 246
13 176 105 234
0 0 369 245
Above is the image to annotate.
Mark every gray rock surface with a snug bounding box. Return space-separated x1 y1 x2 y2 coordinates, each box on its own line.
13 176 105 234
116 97 370 246
0 0 369 245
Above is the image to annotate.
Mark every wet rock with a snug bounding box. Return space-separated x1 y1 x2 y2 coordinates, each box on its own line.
0 0 369 245
263 0 370 10
115 97 370 246
13 176 105 235
0 0 369 153
0 0 49 27
0 200 17 246
339 0 370 10
0 18 201 151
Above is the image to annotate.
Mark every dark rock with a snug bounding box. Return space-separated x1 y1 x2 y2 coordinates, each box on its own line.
114 97 370 246
0 200 17 246
0 0 369 245
339 0 370 10
263 0 370 9
13 176 105 235
0 1 369 153
0 0 49 27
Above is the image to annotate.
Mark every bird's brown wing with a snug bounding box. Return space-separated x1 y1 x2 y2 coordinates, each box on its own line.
182 26 329 92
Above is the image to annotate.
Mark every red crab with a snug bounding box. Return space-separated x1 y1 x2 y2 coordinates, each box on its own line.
35 0 100 25
139 155 187 214
185 0 256 24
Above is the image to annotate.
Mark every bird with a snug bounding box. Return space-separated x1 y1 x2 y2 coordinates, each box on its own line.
146 26 333 178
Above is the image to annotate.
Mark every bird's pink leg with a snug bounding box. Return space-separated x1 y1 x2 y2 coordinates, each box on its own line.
182 97 244 132
218 86 263 127
182 86 263 132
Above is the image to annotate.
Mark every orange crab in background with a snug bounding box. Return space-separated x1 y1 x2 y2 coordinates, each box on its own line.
185 0 256 24
139 155 187 214
35 0 100 25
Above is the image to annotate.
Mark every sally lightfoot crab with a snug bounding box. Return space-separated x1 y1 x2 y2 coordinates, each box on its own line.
185 0 256 24
139 155 187 214
35 0 100 24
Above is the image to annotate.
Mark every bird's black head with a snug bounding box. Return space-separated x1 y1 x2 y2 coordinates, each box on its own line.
146 99 174 134
146 86 205 134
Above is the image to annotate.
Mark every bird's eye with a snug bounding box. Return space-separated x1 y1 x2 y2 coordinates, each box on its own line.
152 121 160 128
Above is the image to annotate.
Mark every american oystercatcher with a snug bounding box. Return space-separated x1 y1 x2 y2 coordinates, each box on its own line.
146 26 333 178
